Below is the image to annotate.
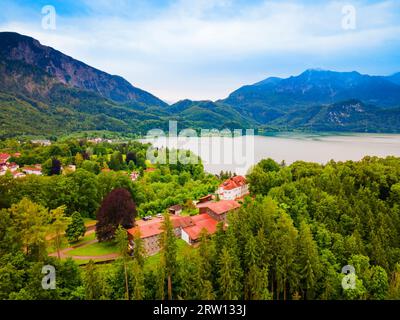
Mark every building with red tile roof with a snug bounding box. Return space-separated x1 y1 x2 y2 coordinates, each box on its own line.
0 153 11 165
181 214 219 244
127 198 241 255
199 200 241 221
127 215 184 255
218 175 249 200
22 165 42 175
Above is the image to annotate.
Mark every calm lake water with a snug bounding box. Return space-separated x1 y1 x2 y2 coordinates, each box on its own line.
142 133 400 175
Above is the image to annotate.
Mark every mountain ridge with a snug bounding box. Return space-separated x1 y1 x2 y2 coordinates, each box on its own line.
0 32 167 107
1 32 400 137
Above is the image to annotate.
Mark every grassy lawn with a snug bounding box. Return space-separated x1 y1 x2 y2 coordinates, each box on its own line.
71 232 96 246
145 239 191 269
67 240 118 257
47 232 96 253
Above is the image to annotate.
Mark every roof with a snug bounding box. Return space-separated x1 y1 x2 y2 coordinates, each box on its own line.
219 176 247 191
169 205 182 211
182 214 219 241
127 215 183 239
204 200 241 215
23 166 42 172
0 153 11 162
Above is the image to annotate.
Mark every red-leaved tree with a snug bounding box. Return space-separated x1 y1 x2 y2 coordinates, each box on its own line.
96 188 136 241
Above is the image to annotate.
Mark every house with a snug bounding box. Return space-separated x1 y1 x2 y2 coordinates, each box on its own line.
0 162 20 177
199 200 241 222
130 171 140 181
198 194 213 204
127 215 184 256
218 176 249 200
7 163 19 172
31 140 52 146
12 171 26 179
88 138 113 144
127 198 242 255
0 153 11 165
23 164 42 175
180 214 219 245
169 205 182 216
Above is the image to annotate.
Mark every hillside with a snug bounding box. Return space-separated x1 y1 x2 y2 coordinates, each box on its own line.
222 69 400 111
0 32 399 137
0 32 166 107
271 100 400 132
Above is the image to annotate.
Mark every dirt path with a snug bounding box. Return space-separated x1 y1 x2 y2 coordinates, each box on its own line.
48 230 119 261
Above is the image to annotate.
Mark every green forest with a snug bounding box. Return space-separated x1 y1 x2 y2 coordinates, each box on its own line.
1 138 400 300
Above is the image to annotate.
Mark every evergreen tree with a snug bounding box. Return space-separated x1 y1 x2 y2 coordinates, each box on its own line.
65 211 86 243
297 221 321 299
217 247 243 300
159 213 178 300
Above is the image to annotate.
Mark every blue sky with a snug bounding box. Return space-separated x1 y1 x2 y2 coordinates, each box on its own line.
1 0 400 102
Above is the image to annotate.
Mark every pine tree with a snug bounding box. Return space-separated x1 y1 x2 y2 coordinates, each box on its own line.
132 229 146 267
130 260 145 300
274 212 298 300
217 247 243 300
244 265 272 300
297 221 321 299
115 226 130 300
159 213 178 300
84 261 106 300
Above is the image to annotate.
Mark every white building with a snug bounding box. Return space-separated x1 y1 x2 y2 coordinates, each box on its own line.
218 176 249 200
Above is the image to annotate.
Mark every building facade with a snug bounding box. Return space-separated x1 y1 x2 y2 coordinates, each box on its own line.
218 176 249 200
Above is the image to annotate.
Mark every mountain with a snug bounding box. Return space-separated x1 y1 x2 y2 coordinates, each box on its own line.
271 100 400 132
222 69 400 112
387 73 400 86
1 31 399 137
0 32 176 138
167 100 257 129
0 32 166 107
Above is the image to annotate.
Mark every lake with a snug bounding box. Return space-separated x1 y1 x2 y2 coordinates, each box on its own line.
142 133 400 175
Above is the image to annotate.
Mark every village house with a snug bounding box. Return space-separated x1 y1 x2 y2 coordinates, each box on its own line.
127 215 184 256
31 139 52 146
0 154 21 178
88 138 113 144
12 171 26 179
217 175 249 200
180 214 219 245
22 164 42 175
198 200 241 222
169 205 182 216
0 153 11 165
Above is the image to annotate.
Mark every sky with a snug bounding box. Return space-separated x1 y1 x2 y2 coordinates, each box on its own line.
1 0 400 103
